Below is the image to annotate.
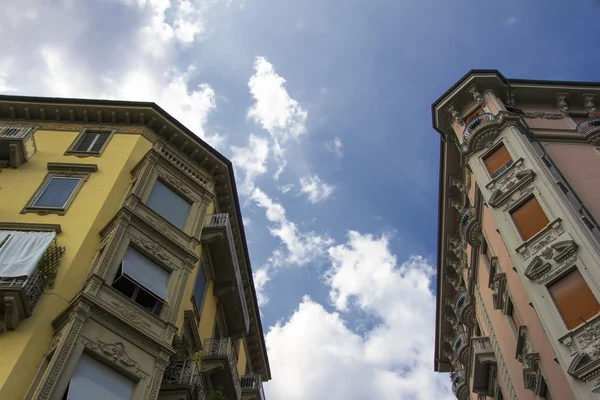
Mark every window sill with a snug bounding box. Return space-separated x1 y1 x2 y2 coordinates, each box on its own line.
515 218 563 260
21 206 68 216
63 150 102 158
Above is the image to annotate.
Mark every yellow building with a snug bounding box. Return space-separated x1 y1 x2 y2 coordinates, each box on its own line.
0 95 270 400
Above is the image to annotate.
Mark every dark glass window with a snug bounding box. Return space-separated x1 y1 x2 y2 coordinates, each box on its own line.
193 264 207 315
146 180 192 229
33 177 81 208
74 131 110 153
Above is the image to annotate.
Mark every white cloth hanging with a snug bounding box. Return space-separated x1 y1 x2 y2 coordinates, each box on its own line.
0 231 56 278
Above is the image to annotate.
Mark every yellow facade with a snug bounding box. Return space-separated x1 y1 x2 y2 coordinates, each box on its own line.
0 96 269 400
0 129 152 399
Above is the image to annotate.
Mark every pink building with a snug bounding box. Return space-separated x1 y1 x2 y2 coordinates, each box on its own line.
433 70 600 400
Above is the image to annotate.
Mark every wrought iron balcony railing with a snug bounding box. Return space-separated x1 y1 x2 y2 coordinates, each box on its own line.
576 116 600 135
454 291 467 316
240 373 266 400
203 337 242 400
162 359 206 400
458 207 472 240
450 369 468 400
204 213 250 333
462 113 495 142
0 235 65 330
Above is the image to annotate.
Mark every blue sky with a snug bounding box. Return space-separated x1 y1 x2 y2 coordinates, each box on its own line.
3 0 600 398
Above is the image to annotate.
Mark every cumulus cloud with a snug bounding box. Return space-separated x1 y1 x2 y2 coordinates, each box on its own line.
248 56 308 178
326 137 343 157
0 1 223 147
264 232 454 400
250 188 333 303
299 174 334 203
231 134 270 194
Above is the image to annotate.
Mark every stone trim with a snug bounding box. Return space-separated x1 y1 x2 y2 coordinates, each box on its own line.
0 222 61 233
21 163 98 216
474 286 518 400
524 240 578 285
515 218 565 260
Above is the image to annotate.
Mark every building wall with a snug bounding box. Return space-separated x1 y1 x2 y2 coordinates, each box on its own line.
480 205 573 399
0 127 152 399
545 142 600 224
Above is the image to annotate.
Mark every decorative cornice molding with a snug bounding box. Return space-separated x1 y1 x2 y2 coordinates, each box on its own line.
488 169 536 209
516 218 564 260
47 162 98 174
81 337 150 378
0 222 61 233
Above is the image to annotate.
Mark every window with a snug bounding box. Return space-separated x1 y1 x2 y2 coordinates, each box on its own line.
548 269 600 330
112 247 170 315
192 263 207 317
146 180 192 230
482 239 493 263
32 177 81 208
507 298 521 329
64 353 135 400
510 197 549 241
483 144 514 178
23 163 97 215
65 129 114 156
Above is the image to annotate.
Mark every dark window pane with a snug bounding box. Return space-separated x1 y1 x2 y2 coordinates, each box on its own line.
146 180 191 229
33 177 80 208
75 132 109 153
112 268 136 299
193 264 207 314
135 287 161 315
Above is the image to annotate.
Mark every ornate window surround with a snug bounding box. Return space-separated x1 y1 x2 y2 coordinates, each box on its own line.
478 139 516 181
87 207 198 328
125 141 214 243
21 162 98 216
64 126 117 157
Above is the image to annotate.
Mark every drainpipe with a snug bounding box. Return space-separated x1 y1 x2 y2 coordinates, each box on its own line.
505 84 600 240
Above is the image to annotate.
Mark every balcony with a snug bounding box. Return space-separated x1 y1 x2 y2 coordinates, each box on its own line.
0 231 65 331
576 116 600 136
202 214 250 335
202 338 241 400
462 113 496 142
459 207 481 247
0 125 36 168
453 331 469 366
471 337 496 396
160 359 206 400
240 373 265 400
454 291 474 327
450 369 469 400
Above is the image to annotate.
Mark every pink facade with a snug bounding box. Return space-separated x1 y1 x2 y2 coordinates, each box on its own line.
545 142 600 224
433 70 600 400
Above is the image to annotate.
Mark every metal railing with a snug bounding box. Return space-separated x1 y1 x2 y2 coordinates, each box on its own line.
458 207 472 240
453 331 467 355
0 241 65 309
240 373 265 400
204 214 250 333
162 359 206 400
462 113 495 142
450 369 465 395
576 117 600 135
203 338 241 400
455 291 468 317
0 126 32 139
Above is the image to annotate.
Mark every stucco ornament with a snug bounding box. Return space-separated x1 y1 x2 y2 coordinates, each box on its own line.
583 94 596 117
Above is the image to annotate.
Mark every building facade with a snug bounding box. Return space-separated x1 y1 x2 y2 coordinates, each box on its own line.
433 71 600 400
0 95 269 400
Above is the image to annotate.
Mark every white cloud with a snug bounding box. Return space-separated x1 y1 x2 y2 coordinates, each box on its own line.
326 137 343 157
252 188 333 267
299 174 334 203
279 183 294 194
264 232 454 400
247 56 308 178
505 16 517 26
0 1 223 148
253 266 273 306
231 134 270 194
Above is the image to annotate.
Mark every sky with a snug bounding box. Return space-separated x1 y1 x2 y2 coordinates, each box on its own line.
3 0 600 399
